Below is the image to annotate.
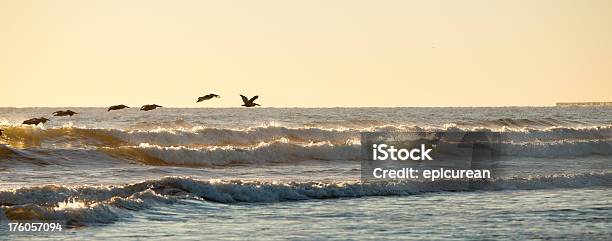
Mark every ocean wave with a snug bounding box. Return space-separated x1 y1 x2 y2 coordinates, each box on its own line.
500 139 612 157
452 118 592 129
112 126 361 147
1 124 611 168
109 139 612 166
2 125 612 149
494 126 612 143
0 126 360 148
2 138 612 168
4 173 608 206
303 119 390 128
102 142 361 166
0 189 173 226
126 119 206 131
1 173 610 226
0 126 126 148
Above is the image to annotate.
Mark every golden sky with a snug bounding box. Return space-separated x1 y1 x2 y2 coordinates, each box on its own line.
1 0 611 107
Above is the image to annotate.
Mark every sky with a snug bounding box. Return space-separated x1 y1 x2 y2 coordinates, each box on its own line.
1 0 611 107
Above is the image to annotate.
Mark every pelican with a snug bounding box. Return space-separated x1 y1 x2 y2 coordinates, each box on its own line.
140 104 162 111
197 94 220 103
22 117 49 125
108 104 130 112
240 95 260 107
52 110 78 117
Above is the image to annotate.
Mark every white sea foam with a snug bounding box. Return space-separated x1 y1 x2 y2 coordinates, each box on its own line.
2 138 612 167
1 172 610 225
2 125 612 148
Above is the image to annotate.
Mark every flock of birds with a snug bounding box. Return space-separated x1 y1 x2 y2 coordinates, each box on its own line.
0 93 261 131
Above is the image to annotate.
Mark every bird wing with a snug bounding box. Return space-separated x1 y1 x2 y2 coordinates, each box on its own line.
240 95 249 103
249 95 259 102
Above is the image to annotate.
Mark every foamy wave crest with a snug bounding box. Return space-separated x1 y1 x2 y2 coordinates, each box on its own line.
127 119 203 131
0 126 362 148
3 138 612 169
452 118 592 128
111 126 362 147
2 173 610 225
501 139 612 158
103 142 361 166
0 189 173 226
304 119 390 128
115 139 612 166
0 126 126 148
496 126 612 143
3 125 612 148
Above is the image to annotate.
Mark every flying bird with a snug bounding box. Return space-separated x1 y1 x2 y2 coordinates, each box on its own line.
140 104 163 111
196 94 220 103
108 104 130 112
22 117 49 126
52 110 78 117
240 95 260 107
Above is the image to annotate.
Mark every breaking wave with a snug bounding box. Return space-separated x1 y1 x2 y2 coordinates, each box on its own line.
103 142 360 166
0 126 360 148
2 138 611 167
1 172 610 226
452 118 593 129
1 121 611 167
1 124 612 148
108 139 612 166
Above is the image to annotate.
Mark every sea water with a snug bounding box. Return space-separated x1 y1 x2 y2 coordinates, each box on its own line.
0 107 610 240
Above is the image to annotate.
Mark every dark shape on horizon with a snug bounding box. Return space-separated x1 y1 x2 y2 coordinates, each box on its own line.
22 117 49 126
196 94 220 103
0 129 3 136
240 94 260 107
108 104 130 112
52 110 78 117
556 102 612 107
140 104 163 111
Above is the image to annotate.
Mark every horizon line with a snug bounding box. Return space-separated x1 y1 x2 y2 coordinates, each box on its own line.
0 105 571 108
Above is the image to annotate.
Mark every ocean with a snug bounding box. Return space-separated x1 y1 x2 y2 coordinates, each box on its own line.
0 107 610 240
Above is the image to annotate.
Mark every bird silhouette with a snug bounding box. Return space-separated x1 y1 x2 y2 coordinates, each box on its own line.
140 104 163 111
240 95 260 107
108 104 130 112
197 94 220 103
52 110 77 116
22 117 49 125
